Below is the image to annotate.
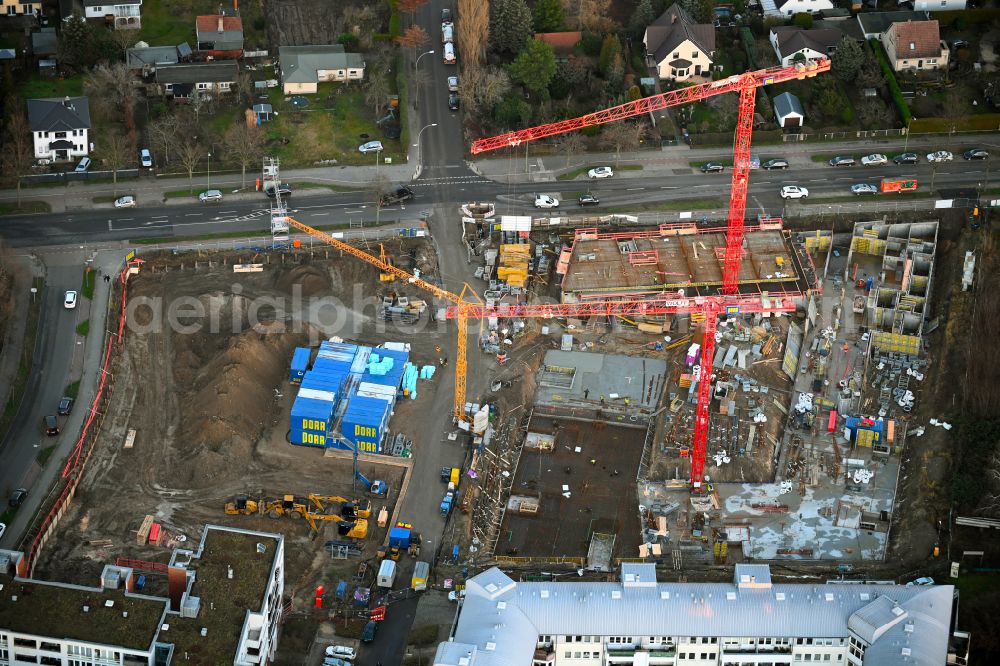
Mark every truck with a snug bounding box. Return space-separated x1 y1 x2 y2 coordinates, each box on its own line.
440 491 455 516
411 561 430 591
377 559 396 588
880 179 918 193
379 186 414 207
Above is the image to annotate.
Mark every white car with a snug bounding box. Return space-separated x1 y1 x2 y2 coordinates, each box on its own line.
199 189 223 203
114 195 136 208
140 148 153 168
325 645 357 660
861 153 887 166
359 140 384 154
64 290 78 309
906 577 934 587
587 166 614 179
534 194 560 209
779 185 809 200
447 76 459 92
0 522 5 540
926 151 953 163
851 184 879 195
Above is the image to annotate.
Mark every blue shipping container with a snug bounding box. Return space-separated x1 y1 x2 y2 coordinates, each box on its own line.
342 395 390 454
290 397 334 447
302 372 345 396
364 348 409 391
290 347 312 383
313 357 354 377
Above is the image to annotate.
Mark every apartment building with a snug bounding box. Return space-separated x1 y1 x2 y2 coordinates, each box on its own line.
0 525 283 665
433 564 954 666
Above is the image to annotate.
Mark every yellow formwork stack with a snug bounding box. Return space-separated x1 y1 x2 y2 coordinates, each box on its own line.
498 243 531 288
851 231 887 256
871 331 920 355
805 231 831 253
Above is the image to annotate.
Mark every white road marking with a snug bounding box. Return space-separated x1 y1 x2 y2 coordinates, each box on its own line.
219 210 237 214
185 213 202 217
626 187 644 191
311 212 330 216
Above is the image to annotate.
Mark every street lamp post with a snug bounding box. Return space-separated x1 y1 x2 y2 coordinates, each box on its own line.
414 49 435 71
413 123 438 166
207 152 212 190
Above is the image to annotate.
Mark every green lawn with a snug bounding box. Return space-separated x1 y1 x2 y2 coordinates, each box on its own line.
164 189 198 200
93 195 117 204
138 0 266 48
810 153 861 163
36 445 56 466
18 75 84 99
80 268 96 300
0 201 51 215
0 278 43 445
75 319 90 337
557 165 643 181
64 380 81 399
806 192 934 204
601 198 725 213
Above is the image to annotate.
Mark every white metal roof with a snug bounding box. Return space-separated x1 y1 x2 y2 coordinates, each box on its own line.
434 566 953 666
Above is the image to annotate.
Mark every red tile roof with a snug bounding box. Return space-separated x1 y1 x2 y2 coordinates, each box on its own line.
196 15 243 34
534 31 582 54
889 20 941 59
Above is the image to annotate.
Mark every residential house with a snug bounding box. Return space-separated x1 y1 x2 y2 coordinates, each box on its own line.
856 10 927 39
773 91 805 127
278 45 365 94
196 14 243 58
126 43 191 72
643 4 715 81
83 0 141 29
770 26 844 66
156 61 238 100
814 17 865 42
761 0 834 19
913 0 965 9
882 19 948 72
534 31 582 62
27 96 90 162
1 0 40 17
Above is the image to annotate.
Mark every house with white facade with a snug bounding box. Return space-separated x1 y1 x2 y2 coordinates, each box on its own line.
770 26 845 66
83 0 141 29
882 19 948 72
913 0 965 9
856 10 927 39
27 96 90 162
433 563 957 666
0 525 284 665
643 4 715 81
762 0 835 19
278 45 366 94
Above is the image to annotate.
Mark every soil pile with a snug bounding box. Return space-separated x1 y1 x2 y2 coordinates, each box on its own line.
275 263 332 298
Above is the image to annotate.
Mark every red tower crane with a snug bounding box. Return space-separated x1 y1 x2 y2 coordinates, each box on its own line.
471 59 830 489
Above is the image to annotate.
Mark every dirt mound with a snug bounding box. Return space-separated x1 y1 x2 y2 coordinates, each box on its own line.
275 264 333 298
173 327 300 486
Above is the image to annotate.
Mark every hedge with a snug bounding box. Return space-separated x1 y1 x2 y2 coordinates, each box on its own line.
931 8 1000 26
870 39 911 125
910 114 1000 133
740 27 758 70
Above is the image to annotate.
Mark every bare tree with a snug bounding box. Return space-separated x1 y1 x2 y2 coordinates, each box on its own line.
457 0 489 65
148 114 180 165
412 67 433 110
343 5 380 48
363 71 392 116
599 121 648 166
83 63 138 129
369 171 391 224
224 121 264 188
2 98 35 205
397 0 430 24
233 69 255 106
176 139 205 193
554 132 586 168
102 131 132 195
563 0 613 31
110 28 140 60
457 64 484 115
477 66 512 111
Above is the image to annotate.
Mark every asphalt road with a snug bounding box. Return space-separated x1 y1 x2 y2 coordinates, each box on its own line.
0 262 83 549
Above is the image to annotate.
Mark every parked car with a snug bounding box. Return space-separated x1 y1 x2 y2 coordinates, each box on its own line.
441 7 452 22
587 166 613 179
114 195 136 208
199 189 223 203
58 397 74 415
761 158 789 170
74 156 91 172
906 577 934 586
359 140 383 154
140 148 153 168
780 185 809 199
926 151 953 163
0 522 5 540
951 39 969 50
828 156 856 167
861 153 887 166
448 92 459 111
360 620 377 642
441 22 454 43
325 645 357 660
379 186 414 206
963 148 989 160
8 488 26 508
851 184 879 195
265 183 292 197
64 290 78 309
534 195 559 209
44 414 59 436
700 162 725 173
443 42 456 64
892 153 919 165
578 194 600 206
447 75 459 92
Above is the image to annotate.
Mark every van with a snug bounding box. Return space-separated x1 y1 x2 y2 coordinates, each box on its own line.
74 156 91 172
441 23 453 43
443 42 456 65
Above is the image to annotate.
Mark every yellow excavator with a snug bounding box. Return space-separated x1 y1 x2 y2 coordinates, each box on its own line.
224 495 261 515
307 495 372 519
262 495 311 519
303 512 369 539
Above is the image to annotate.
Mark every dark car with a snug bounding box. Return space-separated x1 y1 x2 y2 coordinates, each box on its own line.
441 7 452 22
265 183 292 197
8 488 27 508
44 414 59 436
57 397 74 415
380 186 414 206
893 153 919 165
964 148 989 160
578 194 600 206
700 162 725 173
448 92 459 111
951 39 969 50
762 158 789 170
829 156 856 167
